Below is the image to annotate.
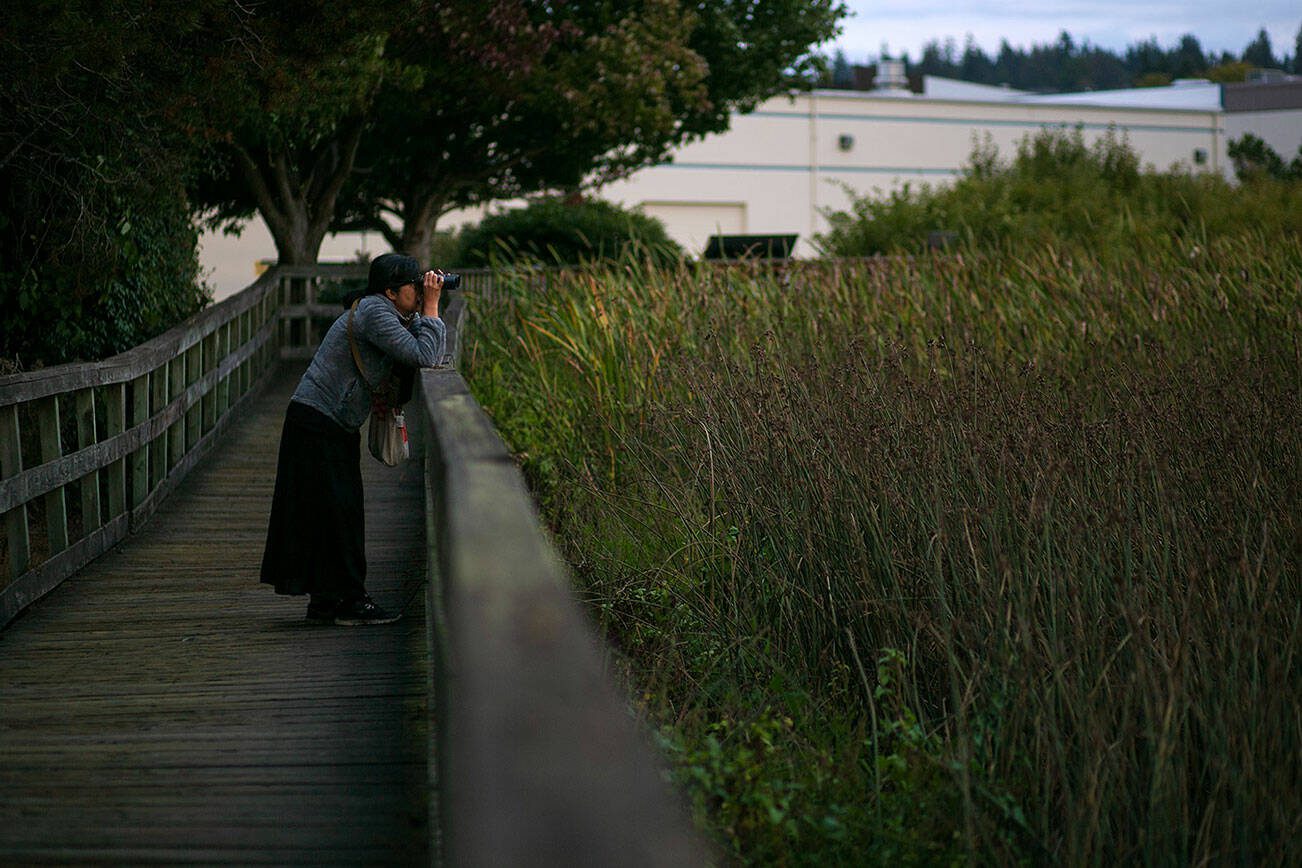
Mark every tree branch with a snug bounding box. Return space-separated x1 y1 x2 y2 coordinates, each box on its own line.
306 116 366 244
230 144 289 242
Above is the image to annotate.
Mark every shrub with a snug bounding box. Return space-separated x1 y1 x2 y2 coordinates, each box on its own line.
0 173 208 368
817 126 1302 257
453 197 683 267
1228 132 1302 182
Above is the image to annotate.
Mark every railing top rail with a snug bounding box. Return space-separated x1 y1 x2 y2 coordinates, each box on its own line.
417 294 708 864
0 268 282 407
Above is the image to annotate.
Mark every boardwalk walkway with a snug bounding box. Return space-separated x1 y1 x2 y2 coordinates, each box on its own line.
0 364 431 864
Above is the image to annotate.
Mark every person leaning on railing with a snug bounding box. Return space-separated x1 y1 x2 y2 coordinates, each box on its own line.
259 253 446 625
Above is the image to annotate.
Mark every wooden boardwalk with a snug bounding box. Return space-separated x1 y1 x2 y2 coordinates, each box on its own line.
0 364 432 864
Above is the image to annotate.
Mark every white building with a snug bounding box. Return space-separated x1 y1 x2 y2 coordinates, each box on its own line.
200 77 1301 296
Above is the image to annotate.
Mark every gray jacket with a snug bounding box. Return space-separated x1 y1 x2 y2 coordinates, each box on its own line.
291 294 446 431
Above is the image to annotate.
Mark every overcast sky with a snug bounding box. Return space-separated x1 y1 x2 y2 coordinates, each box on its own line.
826 1 1301 64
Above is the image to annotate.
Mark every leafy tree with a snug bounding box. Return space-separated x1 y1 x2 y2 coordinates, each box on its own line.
0 1 239 365
189 1 403 265
1171 34 1207 78
334 0 844 260
1294 23 1302 74
959 35 995 84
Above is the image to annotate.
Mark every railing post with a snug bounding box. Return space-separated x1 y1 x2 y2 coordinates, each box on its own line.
239 310 251 396
105 382 126 520
167 356 184 471
149 364 168 492
185 342 201 452
217 322 232 417
75 388 101 533
1 405 30 581
37 396 68 554
202 332 217 434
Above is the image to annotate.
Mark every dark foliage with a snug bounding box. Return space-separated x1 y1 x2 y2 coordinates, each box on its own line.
0 2 237 366
1229 133 1302 182
453 198 682 267
893 25 1299 93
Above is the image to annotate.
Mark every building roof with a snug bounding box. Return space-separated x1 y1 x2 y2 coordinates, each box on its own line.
921 75 1222 111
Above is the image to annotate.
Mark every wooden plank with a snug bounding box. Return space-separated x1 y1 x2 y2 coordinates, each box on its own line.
105 382 126 521
36 395 68 554
75 388 101 534
1 404 30 582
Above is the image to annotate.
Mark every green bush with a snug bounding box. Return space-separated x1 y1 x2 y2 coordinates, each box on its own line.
817 126 1302 257
0 174 208 368
1228 132 1302 182
453 197 683 267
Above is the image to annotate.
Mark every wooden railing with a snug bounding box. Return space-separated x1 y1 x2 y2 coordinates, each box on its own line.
0 263 384 627
414 294 708 865
1 272 277 626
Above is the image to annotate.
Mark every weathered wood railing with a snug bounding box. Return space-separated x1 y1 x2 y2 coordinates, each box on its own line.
415 293 708 864
0 263 384 627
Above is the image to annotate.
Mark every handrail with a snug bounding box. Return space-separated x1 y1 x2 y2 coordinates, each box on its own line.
415 294 709 864
0 262 375 627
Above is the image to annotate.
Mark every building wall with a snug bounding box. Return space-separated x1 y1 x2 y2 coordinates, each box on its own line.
1224 109 1302 161
600 90 1225 256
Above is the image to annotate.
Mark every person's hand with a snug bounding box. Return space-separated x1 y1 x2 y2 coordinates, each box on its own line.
421 270 443 318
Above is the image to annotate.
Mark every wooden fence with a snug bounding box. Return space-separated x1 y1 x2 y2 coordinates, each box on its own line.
0 263 382 627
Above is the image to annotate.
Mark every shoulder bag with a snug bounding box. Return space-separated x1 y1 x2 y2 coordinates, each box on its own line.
348 300 409 466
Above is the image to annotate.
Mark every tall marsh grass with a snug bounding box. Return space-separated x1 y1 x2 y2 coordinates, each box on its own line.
463 240 1300 864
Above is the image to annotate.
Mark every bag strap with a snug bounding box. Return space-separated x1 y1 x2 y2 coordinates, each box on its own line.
347 299 376 390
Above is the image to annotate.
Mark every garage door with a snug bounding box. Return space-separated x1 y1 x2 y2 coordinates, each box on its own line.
639 202 747 256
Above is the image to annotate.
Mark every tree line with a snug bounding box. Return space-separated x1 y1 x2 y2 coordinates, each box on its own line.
826 25 1302 93
1 0 843 366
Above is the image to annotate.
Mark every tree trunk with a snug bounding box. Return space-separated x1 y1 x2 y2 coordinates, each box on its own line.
397 192 446 263
231 117 366 266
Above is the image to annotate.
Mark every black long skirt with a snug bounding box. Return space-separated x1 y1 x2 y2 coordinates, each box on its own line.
260 401 366 599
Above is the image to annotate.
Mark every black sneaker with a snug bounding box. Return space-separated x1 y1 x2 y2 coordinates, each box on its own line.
331 594 401 626
305 597 338 623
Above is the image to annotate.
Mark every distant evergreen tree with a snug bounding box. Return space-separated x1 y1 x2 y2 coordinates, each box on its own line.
959 35 996 84
1243 28 1277 69
1171 34 1207 78
883 27 1293 94
831 49 854 88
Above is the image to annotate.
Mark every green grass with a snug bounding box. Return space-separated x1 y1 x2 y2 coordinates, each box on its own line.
461 221 1299 863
